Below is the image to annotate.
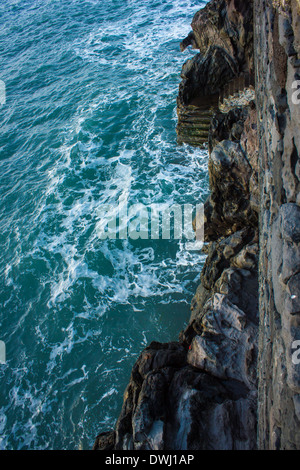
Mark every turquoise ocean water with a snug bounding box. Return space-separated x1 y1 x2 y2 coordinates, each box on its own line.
0 0 208 449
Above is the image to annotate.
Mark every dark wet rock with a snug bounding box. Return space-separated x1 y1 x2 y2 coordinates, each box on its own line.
208 106 250 153
178 48 238 107
164 369 257 451
177 0 255 147
204 140 257 240
111 343 258 450
187 0 254 73
113 342 187 450
180 31 197 52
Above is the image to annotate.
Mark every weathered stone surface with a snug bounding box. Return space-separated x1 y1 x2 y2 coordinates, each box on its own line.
111 345 258 450
187 0 254 74
208 106 250 153
254 0 300 450
188 293 258 387
199 228 257 289
177 0 254 147
205 139 257 240
272 203 300 315
240 105 259 214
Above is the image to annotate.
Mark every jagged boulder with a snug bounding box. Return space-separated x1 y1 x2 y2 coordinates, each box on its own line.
178 47 238 106
205 139 257 240
182 0 254 74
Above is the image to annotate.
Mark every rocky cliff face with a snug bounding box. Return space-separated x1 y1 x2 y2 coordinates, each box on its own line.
94 0 300 450
176 0 254 147
254 0 300 450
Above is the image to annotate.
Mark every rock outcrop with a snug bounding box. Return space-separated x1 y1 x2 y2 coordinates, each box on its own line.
94 0 300 450
176 0 254 146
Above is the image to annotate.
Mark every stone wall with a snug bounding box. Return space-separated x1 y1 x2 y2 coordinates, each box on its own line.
254 0 300 450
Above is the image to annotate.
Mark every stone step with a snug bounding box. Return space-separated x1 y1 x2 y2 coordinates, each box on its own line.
178 111 214 120
178 105 216 114
177 120 210 128
176 127 210 137
178 116 212 124
177 135 208 146
177 127 211 136
176 94 219 147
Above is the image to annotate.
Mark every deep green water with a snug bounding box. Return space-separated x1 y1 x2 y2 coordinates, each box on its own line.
0 0 208 449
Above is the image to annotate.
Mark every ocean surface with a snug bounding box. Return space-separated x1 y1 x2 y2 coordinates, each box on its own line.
0 0 208 450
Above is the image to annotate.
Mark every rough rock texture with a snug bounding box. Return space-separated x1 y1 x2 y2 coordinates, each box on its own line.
176 0 254 146
111 342 257 450
94 0 300 450
176 96 218 147
254 0 300 450
187 0 254 73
